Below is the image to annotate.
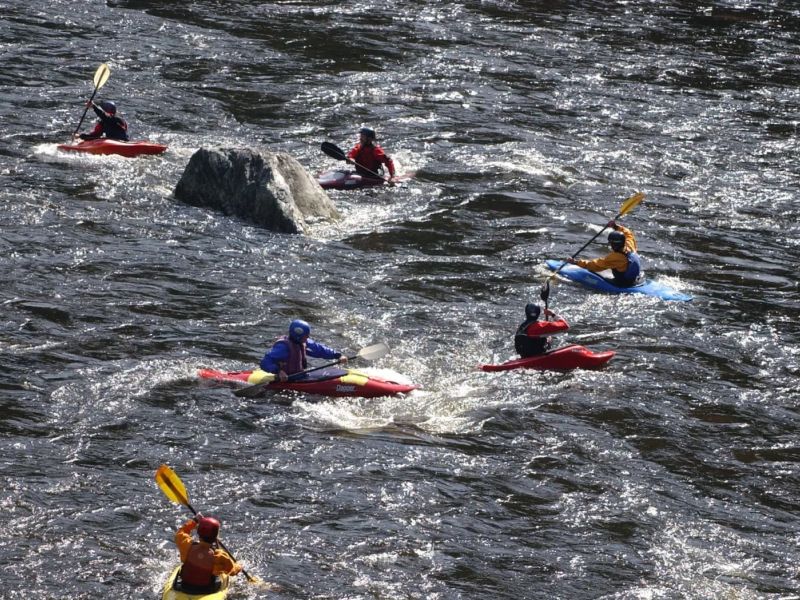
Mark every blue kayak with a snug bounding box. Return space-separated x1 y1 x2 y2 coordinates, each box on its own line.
545 260 692 302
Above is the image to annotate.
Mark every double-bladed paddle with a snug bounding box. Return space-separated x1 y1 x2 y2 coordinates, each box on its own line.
320 141 392 183
154 464 265 585
233 341 390 399
71 63 111 140
545 191 645 285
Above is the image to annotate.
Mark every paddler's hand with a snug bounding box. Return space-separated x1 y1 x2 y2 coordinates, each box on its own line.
387 176 396 187
339 355 348 365
543 309 555 317
277 370 288 382
607 220 617 229
85 100 94 108
566 257 576 264
193 512 203 523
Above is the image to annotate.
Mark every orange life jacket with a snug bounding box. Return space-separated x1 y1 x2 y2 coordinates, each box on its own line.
180 542 215 587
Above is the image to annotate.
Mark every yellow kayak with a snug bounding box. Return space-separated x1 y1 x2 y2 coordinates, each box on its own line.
161 566 230 600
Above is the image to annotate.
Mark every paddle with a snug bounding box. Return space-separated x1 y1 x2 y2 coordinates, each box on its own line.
320 141 392 183
71 63 111 140
155 464 264 585
540 279 551 313
233 341 390 399
546 191 645 283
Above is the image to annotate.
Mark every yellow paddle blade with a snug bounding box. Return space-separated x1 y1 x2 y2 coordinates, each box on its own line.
618 192 645 217
155 464 190 506
93 63 110 89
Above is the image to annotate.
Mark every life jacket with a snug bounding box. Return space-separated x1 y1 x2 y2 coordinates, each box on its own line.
102 115 129 141
611 250 642 287
278 336 307 375
514 319 569 358
179 542 216 588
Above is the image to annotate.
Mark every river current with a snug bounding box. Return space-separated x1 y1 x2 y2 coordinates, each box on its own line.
1 1 798 598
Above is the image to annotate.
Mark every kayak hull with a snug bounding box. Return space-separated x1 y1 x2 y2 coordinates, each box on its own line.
545 260 692 301
480 344 615 372
161 565 229 600
317 169 386 189
198 367 418 398
57 139 167 158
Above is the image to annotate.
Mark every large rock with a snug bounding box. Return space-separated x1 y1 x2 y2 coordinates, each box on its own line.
174 147 338 233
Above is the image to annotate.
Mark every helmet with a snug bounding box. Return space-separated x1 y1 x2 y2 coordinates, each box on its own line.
288 319 311 342
99 100 116 115
359 127 376 140
608 230 625 251
197 517 220 543
525 303 541 320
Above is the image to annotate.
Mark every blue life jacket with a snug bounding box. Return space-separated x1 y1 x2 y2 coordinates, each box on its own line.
612 251 642 287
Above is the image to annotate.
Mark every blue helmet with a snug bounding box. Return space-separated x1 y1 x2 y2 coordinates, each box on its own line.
359 127 376 140
99 100 116 115
608 230 625 251
525 303 541 320
288 319 311 342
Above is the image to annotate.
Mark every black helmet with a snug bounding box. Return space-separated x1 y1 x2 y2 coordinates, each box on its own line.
99 100 117 115
359 127 376 140
608 230 625 250
524 303 541 320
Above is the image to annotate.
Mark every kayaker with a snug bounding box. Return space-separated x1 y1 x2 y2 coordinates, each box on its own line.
347 127 396 182
260 319 347 381
77 100 129 141
174 514 242 592
567 221 644 287
515 303 569 357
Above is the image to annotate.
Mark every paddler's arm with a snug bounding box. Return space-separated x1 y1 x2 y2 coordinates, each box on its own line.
306 339 346 363
175 519 198 562
614 223 638 253
259 340 289 373
212 548 243 577
570 252 627 273
543 310 569 332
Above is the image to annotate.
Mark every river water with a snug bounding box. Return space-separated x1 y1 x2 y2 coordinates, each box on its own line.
1 1 798 598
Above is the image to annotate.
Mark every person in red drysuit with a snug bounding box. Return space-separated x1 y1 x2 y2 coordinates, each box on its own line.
514 303 569 357
347 127 396 182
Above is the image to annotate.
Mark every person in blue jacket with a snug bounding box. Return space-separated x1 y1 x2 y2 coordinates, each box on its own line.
260 319 347 381
77 100 129 141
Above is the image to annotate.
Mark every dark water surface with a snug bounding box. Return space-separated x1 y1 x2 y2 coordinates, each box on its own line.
1 1 799 598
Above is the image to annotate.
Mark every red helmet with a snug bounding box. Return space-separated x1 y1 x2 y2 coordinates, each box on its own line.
197 516 220 542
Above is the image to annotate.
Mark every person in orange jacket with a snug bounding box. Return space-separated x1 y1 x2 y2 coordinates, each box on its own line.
347 127 396 182
567 221 644 287
174 514 242 592
514 303 569 357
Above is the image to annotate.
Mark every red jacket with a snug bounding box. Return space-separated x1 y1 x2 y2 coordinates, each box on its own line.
522 319 569 337
347 143 395 177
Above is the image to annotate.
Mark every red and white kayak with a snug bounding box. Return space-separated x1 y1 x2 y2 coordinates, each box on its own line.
198 366 418 398
317 169 413 190
57 138 167 158
480 344 615 372
317 169 386 190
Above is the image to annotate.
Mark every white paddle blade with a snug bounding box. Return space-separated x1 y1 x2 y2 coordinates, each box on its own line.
357 342 390 361
94 63 110 89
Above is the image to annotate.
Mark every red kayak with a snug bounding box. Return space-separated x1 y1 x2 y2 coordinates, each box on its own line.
198 366 418 398
480 344 615 372
57 139 167 158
